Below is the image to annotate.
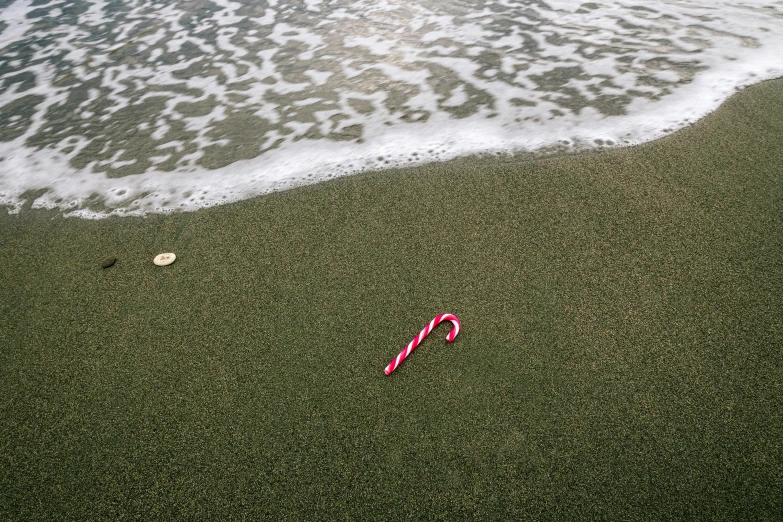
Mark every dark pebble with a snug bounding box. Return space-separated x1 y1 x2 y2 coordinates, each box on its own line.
101 257 117 269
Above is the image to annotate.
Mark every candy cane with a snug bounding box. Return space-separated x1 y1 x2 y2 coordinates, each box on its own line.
384 314 461 375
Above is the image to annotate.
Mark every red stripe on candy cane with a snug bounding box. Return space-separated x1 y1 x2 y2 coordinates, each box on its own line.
384 314 461 375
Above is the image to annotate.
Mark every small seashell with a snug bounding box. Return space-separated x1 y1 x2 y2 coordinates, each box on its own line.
153 253 176 266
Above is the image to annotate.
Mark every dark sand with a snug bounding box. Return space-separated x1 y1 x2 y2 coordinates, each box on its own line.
1 79 782 519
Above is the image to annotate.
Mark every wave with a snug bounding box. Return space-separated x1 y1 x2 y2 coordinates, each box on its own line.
1 0 781 217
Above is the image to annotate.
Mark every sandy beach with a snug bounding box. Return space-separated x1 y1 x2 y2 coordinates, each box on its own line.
1 78 781 518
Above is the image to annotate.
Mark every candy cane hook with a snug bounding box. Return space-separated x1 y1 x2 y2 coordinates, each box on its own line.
384 313 461 375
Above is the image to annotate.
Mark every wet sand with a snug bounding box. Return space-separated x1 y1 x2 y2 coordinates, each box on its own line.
1 79 781 519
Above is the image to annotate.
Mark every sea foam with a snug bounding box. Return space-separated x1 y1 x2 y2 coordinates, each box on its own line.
0 0 781 218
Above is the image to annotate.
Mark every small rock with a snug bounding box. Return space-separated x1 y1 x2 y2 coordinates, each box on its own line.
101 257 117 269
153 252 176 266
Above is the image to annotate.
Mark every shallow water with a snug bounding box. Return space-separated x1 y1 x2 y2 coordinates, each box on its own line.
1 0 781 217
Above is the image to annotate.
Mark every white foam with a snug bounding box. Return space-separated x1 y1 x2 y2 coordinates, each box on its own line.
1 0 782 218
0 0 37 51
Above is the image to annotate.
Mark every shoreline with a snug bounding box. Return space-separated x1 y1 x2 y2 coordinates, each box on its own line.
1 78 781 518
4 71 783 220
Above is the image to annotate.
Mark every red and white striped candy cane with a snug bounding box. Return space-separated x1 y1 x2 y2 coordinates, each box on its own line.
384 313 461 375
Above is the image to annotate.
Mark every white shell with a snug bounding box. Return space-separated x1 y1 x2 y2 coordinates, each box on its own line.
153 252 176 266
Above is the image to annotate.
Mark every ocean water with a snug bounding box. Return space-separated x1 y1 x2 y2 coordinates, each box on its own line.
0 0 781 218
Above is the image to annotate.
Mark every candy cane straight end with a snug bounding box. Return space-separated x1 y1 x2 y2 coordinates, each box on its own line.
384 313 461 375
